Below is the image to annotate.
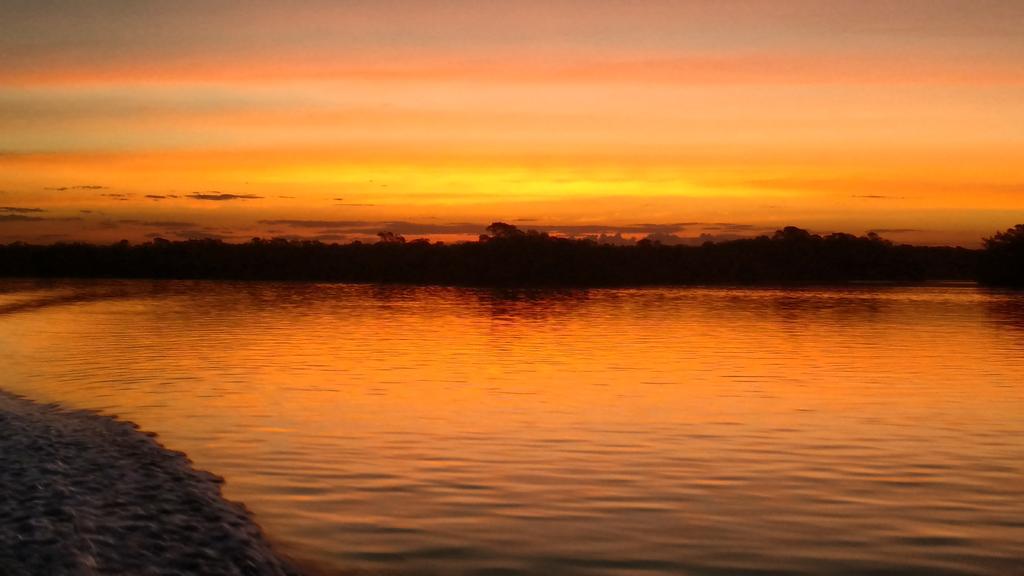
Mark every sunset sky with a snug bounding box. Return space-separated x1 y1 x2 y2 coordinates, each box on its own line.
1 0 1022 246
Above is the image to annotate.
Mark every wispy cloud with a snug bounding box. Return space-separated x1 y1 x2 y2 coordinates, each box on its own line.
1 206 45 213
187 192 263 201
258 220 477 234
118 219 197 228
170 229 230 240
0 214 81 223
256 219 767 237
10 52 1023 88
869 228 922 234
0 214 46 222
44 185 107 191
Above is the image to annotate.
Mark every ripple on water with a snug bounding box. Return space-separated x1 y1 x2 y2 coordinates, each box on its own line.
1 280 1022 575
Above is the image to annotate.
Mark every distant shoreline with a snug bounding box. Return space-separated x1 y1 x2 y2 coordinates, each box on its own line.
3 222 1019 287
0 390 301 575
0 225 986 286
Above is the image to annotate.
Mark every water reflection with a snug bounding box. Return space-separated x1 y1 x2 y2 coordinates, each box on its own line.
0 280 1022 575
984 291 1024 334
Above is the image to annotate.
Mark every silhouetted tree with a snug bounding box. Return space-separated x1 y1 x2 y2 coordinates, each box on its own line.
772 226 815 242
979 224 1024 287
0 225 984 286
376 231 406 244
481 222 524 241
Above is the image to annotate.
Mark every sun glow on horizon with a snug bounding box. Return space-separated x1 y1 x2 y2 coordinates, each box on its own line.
2 1 1023 246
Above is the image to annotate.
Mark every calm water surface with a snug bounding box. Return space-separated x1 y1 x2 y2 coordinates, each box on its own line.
1 280 1022 575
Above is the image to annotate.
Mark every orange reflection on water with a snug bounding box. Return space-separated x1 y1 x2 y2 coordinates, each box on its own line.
1 281 1022 575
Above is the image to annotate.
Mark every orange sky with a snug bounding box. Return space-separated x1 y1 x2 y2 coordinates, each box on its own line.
1 0 1022 246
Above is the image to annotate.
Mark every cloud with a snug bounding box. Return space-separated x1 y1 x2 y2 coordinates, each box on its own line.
170 229 229 240
261 219 383 229
258 219 475 234
530 222 765 236
263 233 351 242
141 227 233 241
869 228 921 234
118 219 197 227
187 192 263 201
0 214 81 223
15 48 1024 88
539 223 688 235
695 223 765 232
256 219 772 237
100 193 131 200
44 185 107 191
330 197 376 206
738 177 1024 198
0 206 45 213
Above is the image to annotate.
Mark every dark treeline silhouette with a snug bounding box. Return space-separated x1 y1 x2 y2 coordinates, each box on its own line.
978 224 1024 287
1 222 1016 287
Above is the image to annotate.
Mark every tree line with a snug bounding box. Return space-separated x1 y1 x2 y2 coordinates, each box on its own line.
0 223 1019 287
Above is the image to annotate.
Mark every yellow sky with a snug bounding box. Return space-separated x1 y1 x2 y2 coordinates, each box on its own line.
1 1 1022 246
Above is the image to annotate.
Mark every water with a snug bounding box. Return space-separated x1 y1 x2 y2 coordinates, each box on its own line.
1 279 1022 575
